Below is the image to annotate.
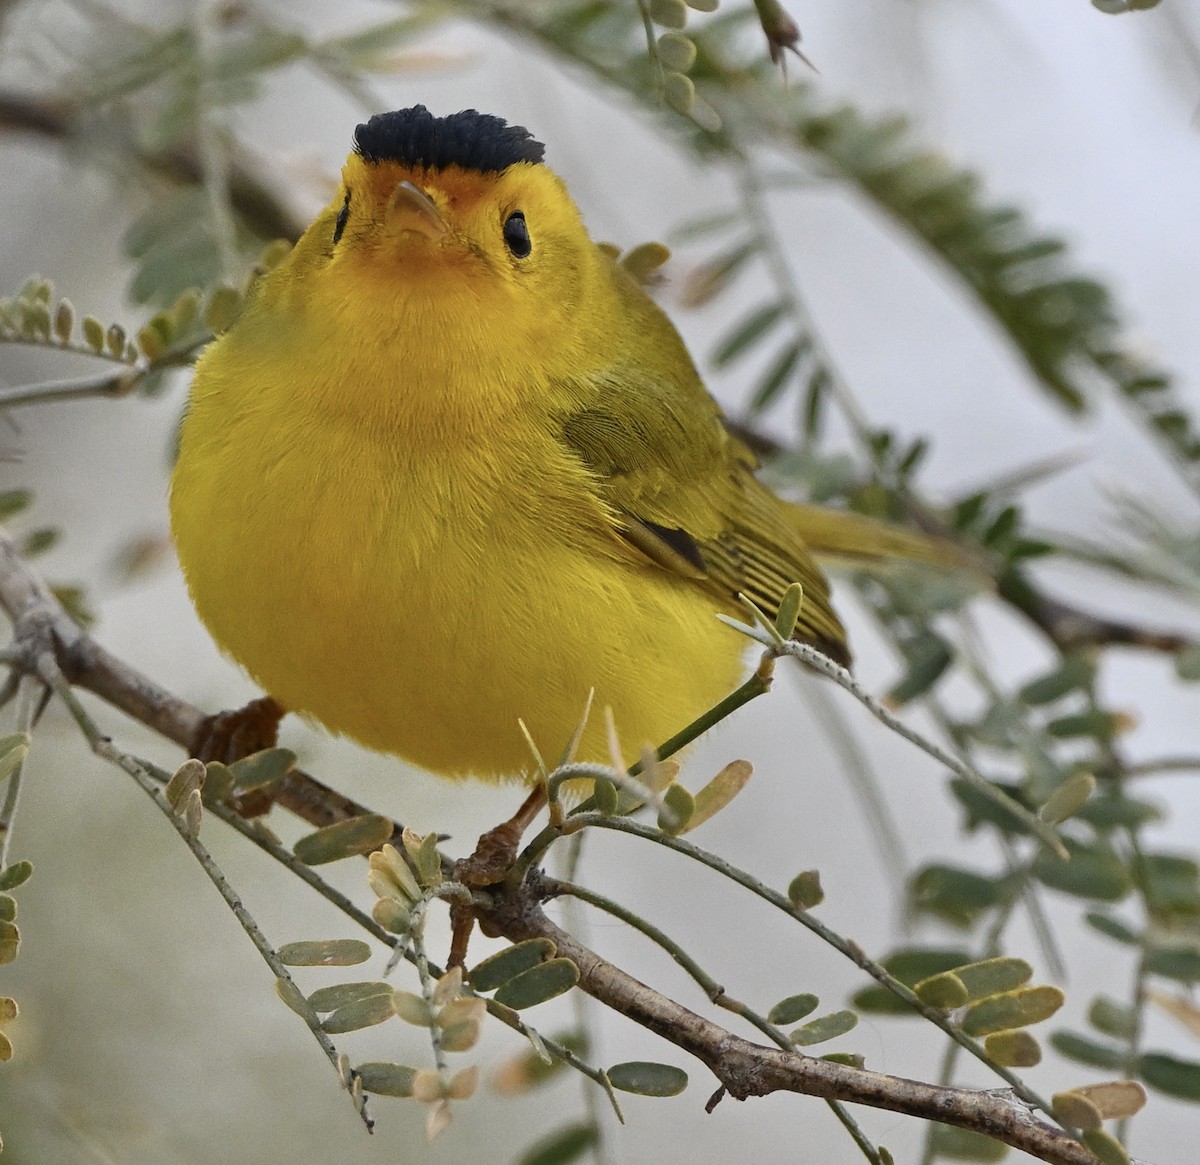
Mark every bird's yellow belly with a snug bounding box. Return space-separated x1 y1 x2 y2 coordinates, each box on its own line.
171 411 745 780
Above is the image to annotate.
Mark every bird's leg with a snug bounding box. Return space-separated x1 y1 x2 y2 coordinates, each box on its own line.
190 695 287 817
448 785 549 968
457 784 548 887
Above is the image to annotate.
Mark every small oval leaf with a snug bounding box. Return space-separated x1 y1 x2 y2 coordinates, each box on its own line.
321 991 396 1034
607 1060 688 1097
469 938 557 992
277 939 372 967
228 747 295 791
516 1122 597 1165
657 781 694 835
961 985 1064 1036
274 976 317 1021
929 1126 1008 1162
790 1009 858 1046
788 870 825 910
1051 1030 1128 1071
1039 772 1096 825
356 1061 418 1097
1070 1080 1146 1120
307 981 394 1014
1052 1089 1103 1130
768 993 819 1025
1137 1050 1200 1100
915 972 968 1011
493 958 580 1010
1081 1129 1131 1165
293 815 394 865
1088 996 1137 1040
985 1029 1041 1067
924 956 1033 1005
685 759 752 833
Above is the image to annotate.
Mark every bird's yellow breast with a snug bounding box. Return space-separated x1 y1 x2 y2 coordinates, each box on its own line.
170 330 745 779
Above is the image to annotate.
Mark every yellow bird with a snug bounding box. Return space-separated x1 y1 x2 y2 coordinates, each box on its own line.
172 106 864 782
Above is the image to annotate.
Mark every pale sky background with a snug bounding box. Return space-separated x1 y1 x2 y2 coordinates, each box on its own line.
1 2 1199 1163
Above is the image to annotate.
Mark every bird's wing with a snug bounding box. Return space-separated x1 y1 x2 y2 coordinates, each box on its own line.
556 367 850 665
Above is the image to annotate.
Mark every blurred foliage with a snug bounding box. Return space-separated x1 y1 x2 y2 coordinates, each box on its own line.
0 2 1199 1164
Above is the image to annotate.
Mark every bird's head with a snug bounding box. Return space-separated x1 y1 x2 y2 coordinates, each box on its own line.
284 107 614 381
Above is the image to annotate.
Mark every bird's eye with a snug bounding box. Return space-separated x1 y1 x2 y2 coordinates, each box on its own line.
502 211 531 259
332 195 350 245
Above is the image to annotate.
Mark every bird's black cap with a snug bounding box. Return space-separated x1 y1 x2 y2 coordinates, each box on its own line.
353 106 545 173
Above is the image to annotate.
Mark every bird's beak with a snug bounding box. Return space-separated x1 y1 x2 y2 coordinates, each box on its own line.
388 180 448 239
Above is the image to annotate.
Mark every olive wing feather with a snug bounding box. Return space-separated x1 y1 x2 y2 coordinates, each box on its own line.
557 368 850 666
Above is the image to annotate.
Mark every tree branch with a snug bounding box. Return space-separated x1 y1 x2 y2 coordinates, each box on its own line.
0 526 1123 1164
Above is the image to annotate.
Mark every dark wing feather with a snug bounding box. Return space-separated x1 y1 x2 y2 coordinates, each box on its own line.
557 368 850 666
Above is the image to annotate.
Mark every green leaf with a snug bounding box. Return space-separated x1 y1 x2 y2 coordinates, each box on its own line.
321 992 395 1034
853 947 972 1015
1137 1050 1200 1100
1018 653 1095 705
1174 645 1200 682
656 32 697 72
1141 852 1200 918
273 977 315 1021
1143 939 1200 983
910 864 1009 927
307 981 393 1013
648 0 688 30
657 781 694 834
789 1009 858 1046
493 958 580 1010
1051 1090 1102 1130
1038 772 1096 825
1084 911 1139 946
1088 996 1137 1040
516 1123 598 1165
1033 838 1132 902
949 776 1034 836
0 490 32 521
0 897 14 923
228 747 296 791
0 920 19 965
1075 791 1162 831
749 341 802 412
1045 710 1122 741
685 759 752 832
0 742 28 786
768 993 819 1025
916 956 1034 1010
928 1125 1008 1161
607 1061 688 1096
984 1029 1041 1067
293 815 394 865
946 956 1033 1002
960 986 1064 1036
915 972 967 1010
1050 1030 1127 1071
1081 1129 1130 1165
0 861 32 892
787 869 824 910
468 938 556 992
355 1062 418 1098
276 939 372 967
711 302 785 368
887 630 953 704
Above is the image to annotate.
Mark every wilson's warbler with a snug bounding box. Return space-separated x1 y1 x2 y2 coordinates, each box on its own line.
171 106 912 781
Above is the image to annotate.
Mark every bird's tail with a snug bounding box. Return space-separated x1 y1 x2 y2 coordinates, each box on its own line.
787 503 985 577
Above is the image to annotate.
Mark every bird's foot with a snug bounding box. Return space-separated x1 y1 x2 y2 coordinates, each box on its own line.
190 695 286 817
447 786 549 967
